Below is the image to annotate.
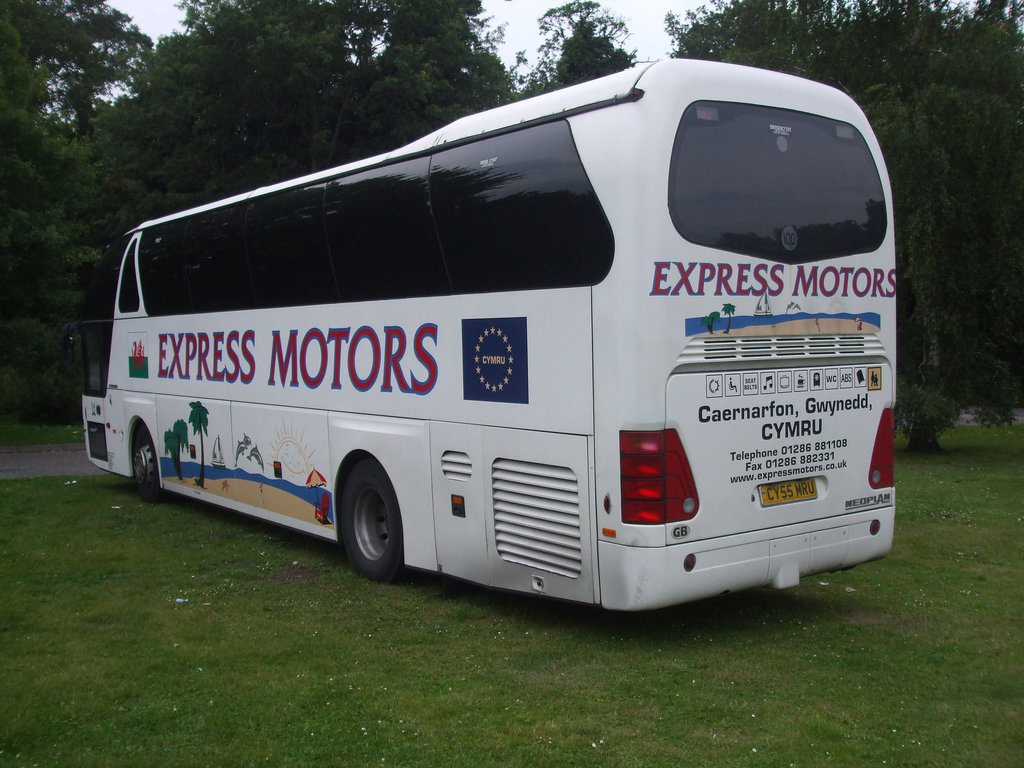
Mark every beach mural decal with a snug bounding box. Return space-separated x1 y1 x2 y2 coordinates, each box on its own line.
687 294 881 337
158 401 334 529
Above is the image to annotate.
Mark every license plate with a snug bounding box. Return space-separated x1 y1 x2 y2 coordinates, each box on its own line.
759 478 818 506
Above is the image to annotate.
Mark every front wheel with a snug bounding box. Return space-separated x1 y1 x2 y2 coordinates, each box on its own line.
340 459 404 583
132 426 161 503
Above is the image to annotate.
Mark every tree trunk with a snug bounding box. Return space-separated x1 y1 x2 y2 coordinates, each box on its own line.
906 425 943 453
197 435 206 488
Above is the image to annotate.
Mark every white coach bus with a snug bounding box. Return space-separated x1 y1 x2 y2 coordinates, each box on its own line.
73 59 895 610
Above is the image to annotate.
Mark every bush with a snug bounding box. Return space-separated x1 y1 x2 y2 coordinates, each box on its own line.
0 319 80 424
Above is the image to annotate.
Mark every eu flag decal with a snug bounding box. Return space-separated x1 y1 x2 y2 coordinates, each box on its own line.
462 317 529 404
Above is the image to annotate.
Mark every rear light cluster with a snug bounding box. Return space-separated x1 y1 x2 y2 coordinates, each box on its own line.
869 408 895 489
620 429 699 524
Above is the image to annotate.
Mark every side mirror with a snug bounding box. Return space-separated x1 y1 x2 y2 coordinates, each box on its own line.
60 322 77 367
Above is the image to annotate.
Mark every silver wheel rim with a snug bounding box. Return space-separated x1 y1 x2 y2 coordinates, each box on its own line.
353 488 389 561
134 443 152 484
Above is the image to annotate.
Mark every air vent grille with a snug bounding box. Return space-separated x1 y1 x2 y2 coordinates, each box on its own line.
441 450 472 481
677 334 884 365
491 458 582 579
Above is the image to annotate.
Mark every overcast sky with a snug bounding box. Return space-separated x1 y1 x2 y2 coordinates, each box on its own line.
105 0 702 67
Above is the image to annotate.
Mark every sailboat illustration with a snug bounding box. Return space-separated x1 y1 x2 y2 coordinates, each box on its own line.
754 290 774 318
211 436 226 468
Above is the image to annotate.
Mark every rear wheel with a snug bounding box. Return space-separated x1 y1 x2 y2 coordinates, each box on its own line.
132 426 161 503
340 459 404 582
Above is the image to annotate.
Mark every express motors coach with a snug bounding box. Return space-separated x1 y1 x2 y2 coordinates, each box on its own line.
70 59 896 610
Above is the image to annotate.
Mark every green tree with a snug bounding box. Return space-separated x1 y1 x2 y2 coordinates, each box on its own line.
7 0 150 136
368 0 512 147
721 303 736 334
668 0 1024 450
163 419 188 480
875 10 1024 450
188 401 209 488
666 0 851 82
1 0 147 422
0 4 98 421
94 0 511 230
702 311 721 335
521 1 635 94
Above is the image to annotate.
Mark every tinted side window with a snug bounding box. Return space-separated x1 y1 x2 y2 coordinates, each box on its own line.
81 320 111 396
184 204 255 312
117 238 140 314
429 120 614 294
246 185 336 308
84 235 130 321
669 101 886 263
324 158 450 302
139 220 192 316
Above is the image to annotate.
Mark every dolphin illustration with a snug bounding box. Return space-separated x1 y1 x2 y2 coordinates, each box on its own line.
247 444 264 473
235 434 252 464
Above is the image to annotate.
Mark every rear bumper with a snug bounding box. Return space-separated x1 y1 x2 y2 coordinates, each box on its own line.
598 505 895 611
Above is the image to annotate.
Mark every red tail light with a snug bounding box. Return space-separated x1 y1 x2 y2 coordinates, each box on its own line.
620 429 699 524
868 408 894 489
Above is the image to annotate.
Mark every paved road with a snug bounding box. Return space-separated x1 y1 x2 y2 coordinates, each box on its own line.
0 443 104 479
960 408 1024 425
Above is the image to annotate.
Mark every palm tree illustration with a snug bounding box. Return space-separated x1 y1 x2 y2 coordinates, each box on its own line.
721 303 736 334
163 419 188 480
702 310 721 335
188 401 210 488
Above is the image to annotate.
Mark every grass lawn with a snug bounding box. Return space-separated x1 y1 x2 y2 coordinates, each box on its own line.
0 420 84 446
1 426 1021 766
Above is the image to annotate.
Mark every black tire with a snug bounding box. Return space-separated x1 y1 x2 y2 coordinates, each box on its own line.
340 459 404 583
132 425 162 503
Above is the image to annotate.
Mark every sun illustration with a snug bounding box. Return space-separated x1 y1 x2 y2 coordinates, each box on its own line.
270 422 315 480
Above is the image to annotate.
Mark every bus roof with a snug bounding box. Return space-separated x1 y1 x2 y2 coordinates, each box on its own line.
133 63 655 232
132 59 855 233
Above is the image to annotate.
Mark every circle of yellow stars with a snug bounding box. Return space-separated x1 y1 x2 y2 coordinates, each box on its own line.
474 326 515 393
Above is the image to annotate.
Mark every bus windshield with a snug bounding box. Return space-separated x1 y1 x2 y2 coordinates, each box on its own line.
668 101 887 263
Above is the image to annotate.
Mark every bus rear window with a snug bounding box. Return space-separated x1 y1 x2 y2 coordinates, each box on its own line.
668 101 886 263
